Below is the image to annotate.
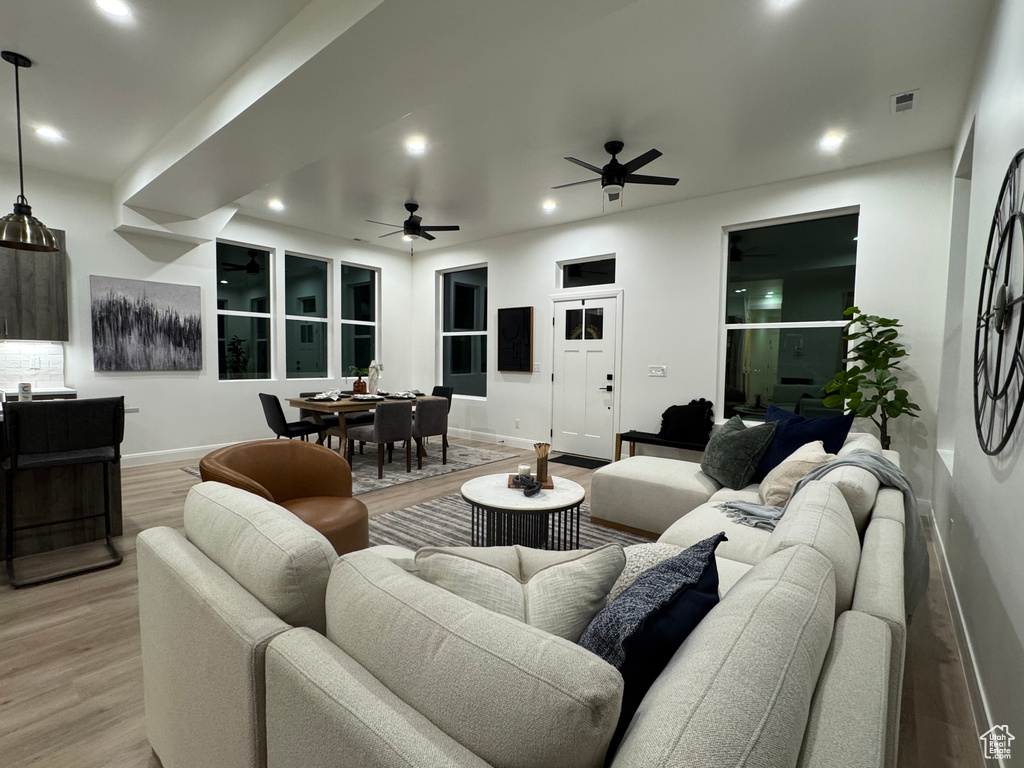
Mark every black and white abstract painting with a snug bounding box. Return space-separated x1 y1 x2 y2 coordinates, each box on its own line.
90 276 202 371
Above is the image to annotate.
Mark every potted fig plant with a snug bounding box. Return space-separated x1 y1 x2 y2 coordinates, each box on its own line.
822 306 921 450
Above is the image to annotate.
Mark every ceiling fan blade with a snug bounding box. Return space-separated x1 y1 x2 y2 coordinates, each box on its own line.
623 148 662 174
626 173 679 186
366 219 401 228
552 178 601 189
222 264 246 271
420 232 436 241
378 230 403 238
564 156 604 174
421 225 460 232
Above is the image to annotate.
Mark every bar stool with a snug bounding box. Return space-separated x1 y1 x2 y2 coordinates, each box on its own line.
3 397 125 588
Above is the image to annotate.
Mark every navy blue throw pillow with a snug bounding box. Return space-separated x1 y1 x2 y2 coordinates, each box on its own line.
754 405 855 481
579 532 726 761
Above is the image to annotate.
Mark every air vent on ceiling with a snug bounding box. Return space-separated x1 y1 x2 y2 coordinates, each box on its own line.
890 90 919 114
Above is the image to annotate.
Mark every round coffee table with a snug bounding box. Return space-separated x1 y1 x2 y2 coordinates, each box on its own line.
460 473 586 550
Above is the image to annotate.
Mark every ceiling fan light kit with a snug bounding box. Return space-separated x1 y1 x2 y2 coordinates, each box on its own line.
0 51 59 253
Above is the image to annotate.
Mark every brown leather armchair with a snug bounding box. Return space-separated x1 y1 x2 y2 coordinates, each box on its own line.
199 439 369 555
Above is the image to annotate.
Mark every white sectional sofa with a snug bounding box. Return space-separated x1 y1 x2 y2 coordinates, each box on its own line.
138 458 907 768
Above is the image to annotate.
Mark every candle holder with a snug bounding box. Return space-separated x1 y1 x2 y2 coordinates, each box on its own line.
534 442 550 482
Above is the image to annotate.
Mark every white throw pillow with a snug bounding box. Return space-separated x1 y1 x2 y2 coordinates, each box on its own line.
607 542 684 603
415 543 626 641
758 440 836 507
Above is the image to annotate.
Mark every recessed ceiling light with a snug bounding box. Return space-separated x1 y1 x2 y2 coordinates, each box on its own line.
220 279 228 285
818 131 845 151
735 288 747 293
542 199 557 213
766 292 775 296
853 236 859 242
267 199 285 211
35 126 63 141
405 136 427 155
96 0 131 18
768 0 799 10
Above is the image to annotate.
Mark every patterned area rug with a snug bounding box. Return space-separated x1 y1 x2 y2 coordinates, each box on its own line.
369 494 651 549
181 438 519 496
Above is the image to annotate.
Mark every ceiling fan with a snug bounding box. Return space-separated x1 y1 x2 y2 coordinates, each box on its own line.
553 140 679 202
366 202 460 242
221 249 265 274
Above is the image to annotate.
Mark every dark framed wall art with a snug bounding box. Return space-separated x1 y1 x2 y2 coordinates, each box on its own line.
497 306 533 372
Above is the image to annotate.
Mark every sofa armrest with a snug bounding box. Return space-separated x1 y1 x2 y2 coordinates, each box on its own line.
137 527 291 768
266 628 491 768
798 611 891 768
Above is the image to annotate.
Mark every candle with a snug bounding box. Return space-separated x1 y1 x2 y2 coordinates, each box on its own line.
517 463 532 477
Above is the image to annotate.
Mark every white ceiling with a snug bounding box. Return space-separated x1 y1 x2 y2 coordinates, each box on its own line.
1 0 994 253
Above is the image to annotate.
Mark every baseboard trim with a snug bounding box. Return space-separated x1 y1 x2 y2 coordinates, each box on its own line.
447 428 535 451
121 441 240 468
929 512 999 764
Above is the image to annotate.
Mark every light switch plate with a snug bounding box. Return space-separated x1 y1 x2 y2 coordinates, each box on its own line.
648 365 667 377
533 363 540 372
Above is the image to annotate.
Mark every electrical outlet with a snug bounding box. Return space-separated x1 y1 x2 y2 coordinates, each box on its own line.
648 365 667 377
515 419 520 429
28 356 41 369
533 363 540 373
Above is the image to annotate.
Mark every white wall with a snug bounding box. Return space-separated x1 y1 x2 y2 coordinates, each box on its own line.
410 150 952 497
0 160 412 464
932 0 1024 739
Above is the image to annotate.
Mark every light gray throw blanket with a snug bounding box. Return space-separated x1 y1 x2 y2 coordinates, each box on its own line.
716 450 929 619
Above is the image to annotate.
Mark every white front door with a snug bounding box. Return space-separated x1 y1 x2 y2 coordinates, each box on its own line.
551 296 617 459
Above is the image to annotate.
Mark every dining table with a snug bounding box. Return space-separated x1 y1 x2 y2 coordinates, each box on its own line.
285 393 421 452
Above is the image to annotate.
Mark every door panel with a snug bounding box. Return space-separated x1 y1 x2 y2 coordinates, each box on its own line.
552 297 617 459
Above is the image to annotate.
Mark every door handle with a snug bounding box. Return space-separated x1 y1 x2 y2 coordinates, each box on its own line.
599 385 613 392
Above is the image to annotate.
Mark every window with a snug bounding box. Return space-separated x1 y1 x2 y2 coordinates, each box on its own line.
561 256 615 289
441 266 487 396
217 243 271 380
285 254 328 379
722 213 858 419
341 264 377 373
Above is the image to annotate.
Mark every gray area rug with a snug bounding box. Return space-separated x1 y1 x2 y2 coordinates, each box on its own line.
369 494 652 549
181 439 519 496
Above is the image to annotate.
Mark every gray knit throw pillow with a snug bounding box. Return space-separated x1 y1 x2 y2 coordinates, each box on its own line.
700 416 776 489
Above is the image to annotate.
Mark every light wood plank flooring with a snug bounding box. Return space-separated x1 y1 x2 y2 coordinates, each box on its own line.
0 443 983 767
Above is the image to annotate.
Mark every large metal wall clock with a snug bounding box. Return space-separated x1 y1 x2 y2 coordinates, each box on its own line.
974 148 1024 455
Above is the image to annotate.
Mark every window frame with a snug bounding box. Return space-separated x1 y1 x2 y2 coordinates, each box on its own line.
339 261 380 375
439 264 488 399
283 252 331 381
717 208 858 420
216 240 274 382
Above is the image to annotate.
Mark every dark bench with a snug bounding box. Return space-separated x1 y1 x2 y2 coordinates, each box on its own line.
614 431 709 461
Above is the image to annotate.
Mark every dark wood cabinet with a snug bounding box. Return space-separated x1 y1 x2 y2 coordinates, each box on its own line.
0 228 68 341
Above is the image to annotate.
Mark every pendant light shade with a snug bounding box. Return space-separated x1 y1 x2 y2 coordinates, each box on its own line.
0 51 58 253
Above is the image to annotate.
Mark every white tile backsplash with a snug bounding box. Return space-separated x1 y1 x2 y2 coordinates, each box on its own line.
0 341 67 389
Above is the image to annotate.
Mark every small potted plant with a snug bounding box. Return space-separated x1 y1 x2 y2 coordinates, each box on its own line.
822 306 921 449
346 365 369 394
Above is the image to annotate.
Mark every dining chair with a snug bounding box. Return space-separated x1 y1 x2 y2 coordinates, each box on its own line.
259 393 324 441
411 396 449 469
345 400 412 479
430 386 454 448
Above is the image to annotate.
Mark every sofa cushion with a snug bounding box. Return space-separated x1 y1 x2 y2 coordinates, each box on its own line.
761 480 860 615
700 416 777 489
591 456 720 535
715 556 753 596
659 502 768 565
611 545 836 768
709 484 762 504
755 406 854 481
183 481 337 632
326 550 624 768
658 398 714 444
816 432 885 534
581 533 725 760
415 544 626 642
759 440 837 507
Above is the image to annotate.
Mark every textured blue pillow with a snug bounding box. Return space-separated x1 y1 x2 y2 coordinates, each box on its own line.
754 405 855 481
579 532 725 760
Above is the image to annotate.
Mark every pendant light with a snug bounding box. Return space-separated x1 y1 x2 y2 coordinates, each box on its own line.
0 51 58 252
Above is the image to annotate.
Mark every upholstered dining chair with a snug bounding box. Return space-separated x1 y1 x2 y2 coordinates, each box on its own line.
430 385 454 448
259 393 324 441
345 400 412 479
411 396 449 469
199 438 368 555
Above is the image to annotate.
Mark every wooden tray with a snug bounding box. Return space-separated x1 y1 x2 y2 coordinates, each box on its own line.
507 474 554 490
